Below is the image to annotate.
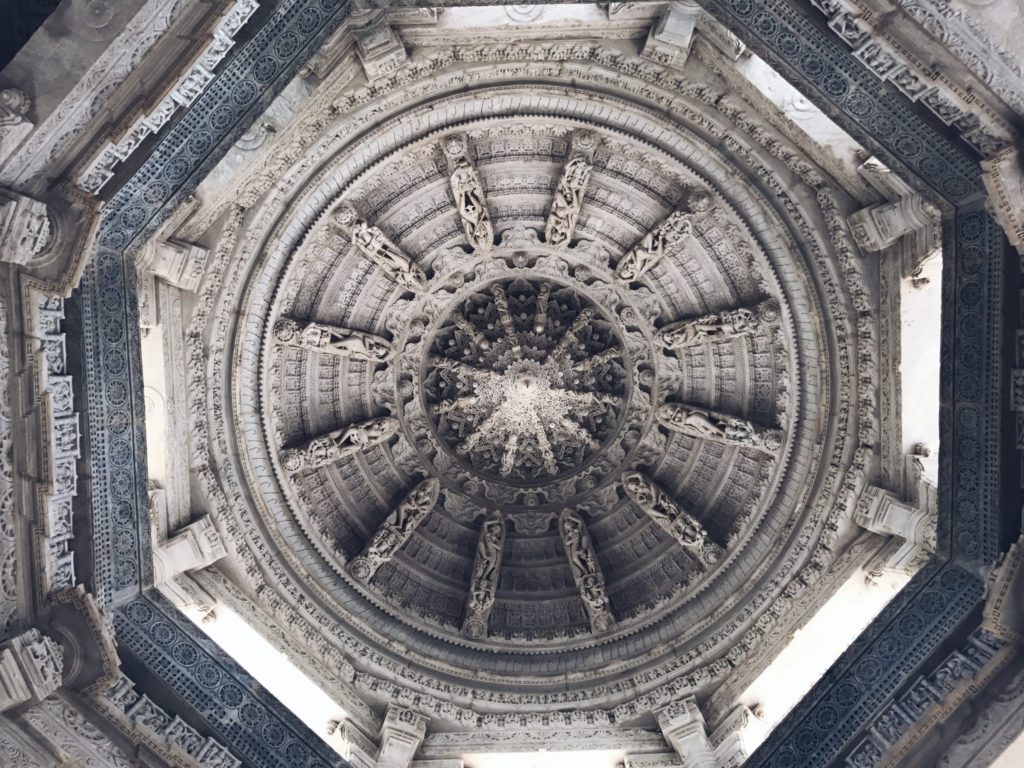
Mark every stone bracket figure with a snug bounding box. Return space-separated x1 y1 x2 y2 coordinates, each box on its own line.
614 187 713 282
273 318 393 361
281 415 398 474
442 133 494 253
330 201 427 290
656 402 782 455
349 478 441 581
545 130 599 247
558 509 615 633
620 471 720 564
658 299 780 350
462 510 506 638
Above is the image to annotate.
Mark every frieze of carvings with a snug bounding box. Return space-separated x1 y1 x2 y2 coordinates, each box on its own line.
545 130 599 246
559 510 615 633
0 289 15 640
806 0 1013 156
0 629 64 711
442 133 493 253
658 299 780 350
273 317 392 361
96 675 241 768
614 188 712 282
329 201 427 290
18 695 132 768
656 403 783 455
280 416 398 474
76 0 260 194
621 471 720 564
349 478 441 581
462 510 506 639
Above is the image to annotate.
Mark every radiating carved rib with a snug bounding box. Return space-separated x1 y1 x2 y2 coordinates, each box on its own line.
656 402 782 455
281 416 398 474
558 509 615 633
462 510 506 638
331 202 427 290
534 282 551 333
442 134 494 253
545 131 599 247
555 416 602 452
349 478 441 581
621 471 719 563
614 188 713 282
430 357 505 389
658 299 779 350
273 318 393 361
490 284 518 338
432 394 480 415
549 308 595 360
528 410 558 475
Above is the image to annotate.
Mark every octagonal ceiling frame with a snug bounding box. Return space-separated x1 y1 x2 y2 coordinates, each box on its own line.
71 1 1007 767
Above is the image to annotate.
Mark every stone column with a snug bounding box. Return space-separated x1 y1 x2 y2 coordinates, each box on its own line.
657 697 719 768
0 630 63 713
375 705 427 768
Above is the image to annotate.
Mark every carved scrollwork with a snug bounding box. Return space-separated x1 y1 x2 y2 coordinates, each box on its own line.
621 471 719 563
656 402 782 455
462 510 506 638
330 202 427 290
559 509 615 633
280 416 398 474
349 478 441 581
273 318 392 361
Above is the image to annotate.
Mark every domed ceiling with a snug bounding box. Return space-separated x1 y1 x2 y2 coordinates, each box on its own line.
186 41 873 724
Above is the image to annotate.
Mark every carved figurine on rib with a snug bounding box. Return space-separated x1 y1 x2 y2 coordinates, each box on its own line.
349 478 441 581
462 510 506 639
331 202 427 290
545 131 599 247
273 318 392 361
281 416 398 474
621 471 719 563
442 134 493 253
559 509 615 633
656 403 782 455
658 300 779 350
615 189 712 282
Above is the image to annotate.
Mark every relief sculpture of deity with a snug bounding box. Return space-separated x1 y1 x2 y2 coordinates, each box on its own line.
621 471 718 563
350 478 441 581
443 134 494 253
331 202 427 290
558 509 615 632
281 416 398 474
273 318 392 361
656 403 782 455
462 510 506 638
659 300 778 349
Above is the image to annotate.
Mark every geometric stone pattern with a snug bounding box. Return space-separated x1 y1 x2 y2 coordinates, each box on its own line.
66 1 1006 766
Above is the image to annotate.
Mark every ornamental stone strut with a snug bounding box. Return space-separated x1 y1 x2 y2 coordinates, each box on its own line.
273 318 392 361
462 510 506 639
349 478 441 582
280 416 398 474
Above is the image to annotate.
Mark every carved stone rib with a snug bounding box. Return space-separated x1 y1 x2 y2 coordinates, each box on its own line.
273 318 392 361
330 201 427 290
558 509 615 633
349 478 441 582
620 471 719 564
462 510 506 638
658 299 779 350
545 130 599 247
656 402 782 455
441 133 494 253
614 187 713 282
549 308 595 360
280 416 398 474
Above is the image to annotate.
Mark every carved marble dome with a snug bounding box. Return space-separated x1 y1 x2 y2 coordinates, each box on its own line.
189 43 875 723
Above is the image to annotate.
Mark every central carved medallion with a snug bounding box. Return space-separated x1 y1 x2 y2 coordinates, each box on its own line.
422 277 628 483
